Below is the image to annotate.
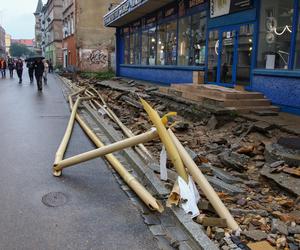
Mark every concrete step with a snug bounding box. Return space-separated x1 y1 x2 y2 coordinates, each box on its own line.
171 84 265 100
197 90 265 100
202 98 271 108
223 99 271 107
182 92 204 102
233 106 280 114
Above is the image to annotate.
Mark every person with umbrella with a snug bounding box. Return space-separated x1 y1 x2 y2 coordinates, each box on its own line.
33 58 45 91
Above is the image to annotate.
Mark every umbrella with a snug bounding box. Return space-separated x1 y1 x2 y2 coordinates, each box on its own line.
25 56 45 62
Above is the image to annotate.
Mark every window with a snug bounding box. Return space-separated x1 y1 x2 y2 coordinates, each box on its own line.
157 20 177 65
124 30 130 64
257 0 294 69
141 27 157 65
141 30 148 65
190 12 206 66
178 16 190 65
157 24 166 65
70 15 74 34
148 27 157 65
295 2 300 69
178 10 206 66
165 20 177 65
129 25 141 64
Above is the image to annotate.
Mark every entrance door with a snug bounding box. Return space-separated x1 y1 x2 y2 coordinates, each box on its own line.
207 24 254 87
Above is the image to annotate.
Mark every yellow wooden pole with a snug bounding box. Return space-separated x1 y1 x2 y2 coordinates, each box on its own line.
168 129 240 231
53 96 93 177
53 129 158 171
141 99 188 182
65 94 164 213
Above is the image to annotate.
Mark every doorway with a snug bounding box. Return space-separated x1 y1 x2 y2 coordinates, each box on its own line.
207 23 254 87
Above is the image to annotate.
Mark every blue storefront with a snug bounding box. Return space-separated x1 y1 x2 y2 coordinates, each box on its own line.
104 0 300 114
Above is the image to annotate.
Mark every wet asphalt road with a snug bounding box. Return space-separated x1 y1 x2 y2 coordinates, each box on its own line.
0 70 158 250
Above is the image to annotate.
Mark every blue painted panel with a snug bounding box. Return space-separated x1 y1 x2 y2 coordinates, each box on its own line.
253 69 300 78
208 9 257 29
119 66 194 85
252 75 300 114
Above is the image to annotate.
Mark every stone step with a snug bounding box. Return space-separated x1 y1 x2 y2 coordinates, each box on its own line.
233 106 280 114
197 90 265 100
223 99 271 107
171 84 265 100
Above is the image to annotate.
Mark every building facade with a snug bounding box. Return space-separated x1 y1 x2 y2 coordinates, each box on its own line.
62 0 120 72
0 25 5 57
5 34 11 56
104 0 300 115
34 0 43 55
40 0 63 67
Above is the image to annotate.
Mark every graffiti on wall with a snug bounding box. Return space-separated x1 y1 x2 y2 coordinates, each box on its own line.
88 49 108 65
79 47 109 72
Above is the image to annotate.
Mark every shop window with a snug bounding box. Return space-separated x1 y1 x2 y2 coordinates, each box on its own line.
148 27 157 65
141 30 148 65
157 24 167 65
257 0 294 69
178 11 206 66
129 24 141 65
165 21 177 65
178 16 191 65
124 32 130 64
190 12 206 66
295 2 300 69
141 27 157 65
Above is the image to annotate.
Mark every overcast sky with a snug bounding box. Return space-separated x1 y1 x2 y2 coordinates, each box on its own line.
0 0 46 39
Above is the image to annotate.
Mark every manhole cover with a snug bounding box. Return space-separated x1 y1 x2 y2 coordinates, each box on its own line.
42 192 68 207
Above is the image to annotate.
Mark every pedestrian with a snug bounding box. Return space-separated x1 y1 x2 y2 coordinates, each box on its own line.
26 61 34 83
15 58 24 84
43 60 49 84
8 57 15 78
0 58 2 77
0 58 7 78
48 59 53 73
33 58 45 91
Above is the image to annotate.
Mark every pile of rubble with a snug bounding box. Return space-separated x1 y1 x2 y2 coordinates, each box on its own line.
73 77 300 250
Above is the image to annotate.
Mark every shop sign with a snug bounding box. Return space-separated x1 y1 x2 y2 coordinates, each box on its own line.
104 0 147 26
210 0 253 18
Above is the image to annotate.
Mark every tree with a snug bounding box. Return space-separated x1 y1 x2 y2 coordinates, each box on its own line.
9 43 33 58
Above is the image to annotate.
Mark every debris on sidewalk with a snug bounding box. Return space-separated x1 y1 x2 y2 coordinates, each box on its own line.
60 75 300 250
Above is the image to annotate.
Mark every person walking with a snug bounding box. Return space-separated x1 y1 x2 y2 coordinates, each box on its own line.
0 58 7 78
48 59 53 73
15 58 24 84
26 61 34 83
33 58 45 91
0 58 2 78
43 60 49 84
8 57 15 78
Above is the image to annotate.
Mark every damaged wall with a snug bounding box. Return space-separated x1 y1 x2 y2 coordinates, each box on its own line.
76 0 119 72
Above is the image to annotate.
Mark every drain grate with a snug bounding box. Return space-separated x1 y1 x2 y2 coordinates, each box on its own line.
42 192 68 207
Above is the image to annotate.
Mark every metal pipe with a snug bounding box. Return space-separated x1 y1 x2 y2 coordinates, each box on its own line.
54 129 158 171
67 94 164 213
53 96 93 177
141 99 188 182
168 129 240 231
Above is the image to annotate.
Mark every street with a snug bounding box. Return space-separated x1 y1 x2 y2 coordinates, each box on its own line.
0 72 158 250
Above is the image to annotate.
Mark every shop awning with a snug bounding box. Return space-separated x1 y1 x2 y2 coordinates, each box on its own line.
104 0 174 27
